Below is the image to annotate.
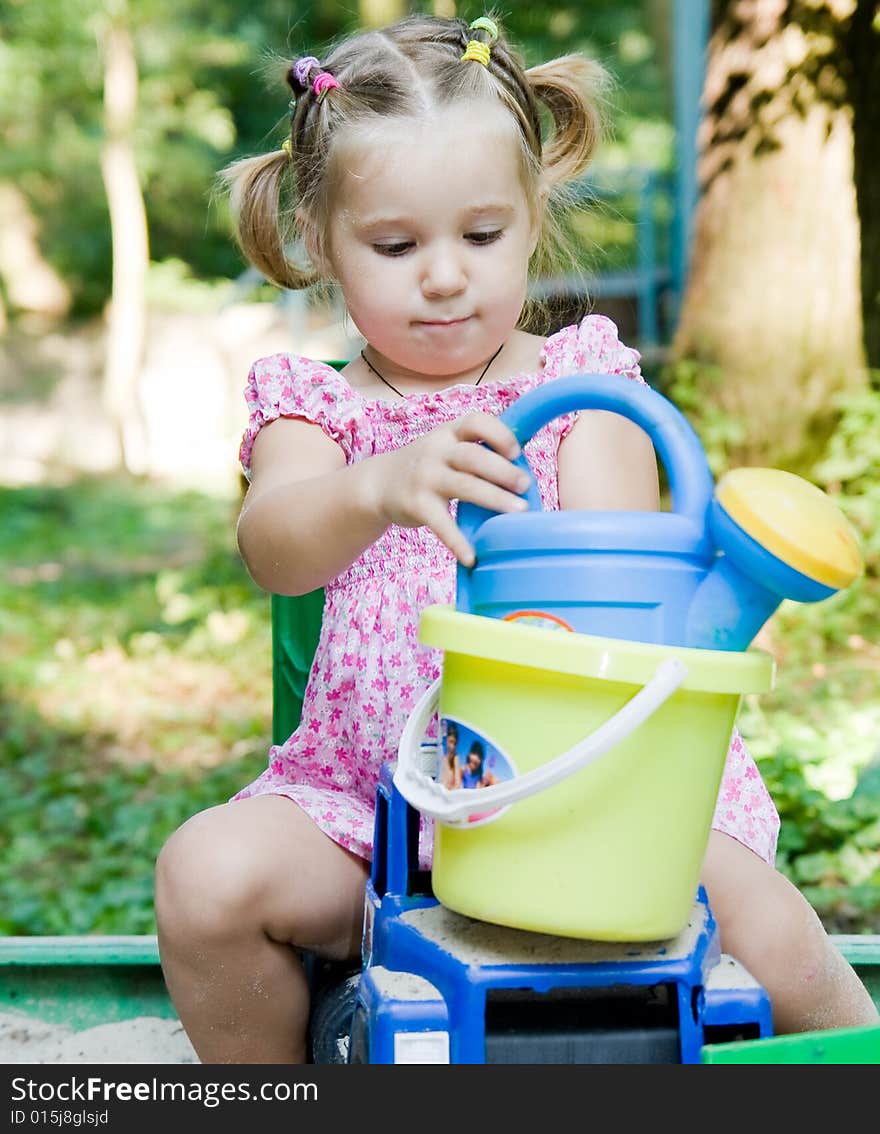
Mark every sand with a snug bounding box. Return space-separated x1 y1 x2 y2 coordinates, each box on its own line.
0 1012 198 1064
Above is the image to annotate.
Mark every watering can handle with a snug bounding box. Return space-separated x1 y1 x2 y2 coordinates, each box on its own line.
393 656 688 825
457 372 715 554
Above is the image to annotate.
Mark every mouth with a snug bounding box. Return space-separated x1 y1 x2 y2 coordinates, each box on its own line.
416 317 471 328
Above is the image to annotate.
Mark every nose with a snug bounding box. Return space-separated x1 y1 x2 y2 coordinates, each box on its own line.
421 243 467 298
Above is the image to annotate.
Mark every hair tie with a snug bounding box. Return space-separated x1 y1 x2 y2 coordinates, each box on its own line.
291 56 320 90
280 138 292 158
468 16 499 41
461 40 491 66
461 17 498 69
312 71 340 101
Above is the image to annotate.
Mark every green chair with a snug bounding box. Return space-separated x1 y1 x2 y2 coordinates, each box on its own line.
268 359 347 746
271 590 324 745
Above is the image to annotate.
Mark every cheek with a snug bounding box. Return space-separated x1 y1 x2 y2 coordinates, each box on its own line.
490 238 532 284
349 269 402 311
341 281 405 345
491 251 531 303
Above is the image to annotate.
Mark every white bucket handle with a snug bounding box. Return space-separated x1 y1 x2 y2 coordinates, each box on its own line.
393 656 688 826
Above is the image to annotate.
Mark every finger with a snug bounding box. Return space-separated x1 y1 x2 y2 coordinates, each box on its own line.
420 500 478 566
452 413 522 461
448 441 531 495
442 470 530 517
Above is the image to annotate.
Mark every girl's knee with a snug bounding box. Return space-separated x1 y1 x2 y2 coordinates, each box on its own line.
155 805 271 940
155 796 368 961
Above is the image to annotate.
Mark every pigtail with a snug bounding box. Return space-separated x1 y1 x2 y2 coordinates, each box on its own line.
512 54 611 332
527 56 610 191
220 148 318 291
219 52 353 291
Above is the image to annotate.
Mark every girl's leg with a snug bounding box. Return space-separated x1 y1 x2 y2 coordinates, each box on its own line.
155 794 368 1064
701 830 879 1034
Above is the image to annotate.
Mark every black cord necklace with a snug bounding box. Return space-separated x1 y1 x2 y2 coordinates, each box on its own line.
360 342 505 398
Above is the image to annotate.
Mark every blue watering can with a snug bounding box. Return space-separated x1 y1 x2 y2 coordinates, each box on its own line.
456 374 863 651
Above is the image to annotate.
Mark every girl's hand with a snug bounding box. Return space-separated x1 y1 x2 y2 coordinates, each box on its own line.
366 412 530 565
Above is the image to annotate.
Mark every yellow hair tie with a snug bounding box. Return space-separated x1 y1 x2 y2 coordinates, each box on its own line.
468 16 499 42
461 40 491 66
281 138 292 158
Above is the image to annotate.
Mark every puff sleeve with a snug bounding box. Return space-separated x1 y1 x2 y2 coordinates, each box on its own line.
238 355 366 479
542 314 645 384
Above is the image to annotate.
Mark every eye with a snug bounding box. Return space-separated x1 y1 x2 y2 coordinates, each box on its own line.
466 229 504 246
373 241 413 257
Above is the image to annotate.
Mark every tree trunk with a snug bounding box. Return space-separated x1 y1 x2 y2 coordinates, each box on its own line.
672 0 866 464
99 10 149 474
844 2 880 373
0 185 71 321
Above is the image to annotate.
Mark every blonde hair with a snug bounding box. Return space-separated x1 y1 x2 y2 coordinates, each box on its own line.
222 13 608 324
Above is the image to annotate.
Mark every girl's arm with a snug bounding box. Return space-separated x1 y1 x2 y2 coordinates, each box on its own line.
556 410 660 511
237 410 529 595
237 416 377 595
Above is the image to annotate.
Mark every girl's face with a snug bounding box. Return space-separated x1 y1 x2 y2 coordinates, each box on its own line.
323 103 540 382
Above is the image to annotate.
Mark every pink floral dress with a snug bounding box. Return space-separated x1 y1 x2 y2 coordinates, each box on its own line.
233 315 780 866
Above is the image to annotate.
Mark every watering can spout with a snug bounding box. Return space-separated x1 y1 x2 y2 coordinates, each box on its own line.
685 469 864 651
686 556 780 651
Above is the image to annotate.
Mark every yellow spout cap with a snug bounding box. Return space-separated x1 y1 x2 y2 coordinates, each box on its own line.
715 467 863 590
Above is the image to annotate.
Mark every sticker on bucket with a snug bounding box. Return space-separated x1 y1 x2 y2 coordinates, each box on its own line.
438 717 517 827
502 610 574 633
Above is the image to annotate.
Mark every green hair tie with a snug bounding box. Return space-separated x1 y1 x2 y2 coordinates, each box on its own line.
468 16 499 42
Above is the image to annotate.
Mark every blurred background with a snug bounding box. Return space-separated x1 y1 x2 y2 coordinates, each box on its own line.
1 0 878 937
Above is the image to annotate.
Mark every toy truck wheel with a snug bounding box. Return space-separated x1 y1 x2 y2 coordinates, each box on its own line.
308 967 361 1064
347 1002 370 1064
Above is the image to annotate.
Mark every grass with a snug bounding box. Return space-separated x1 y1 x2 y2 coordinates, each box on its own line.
0 477 272 934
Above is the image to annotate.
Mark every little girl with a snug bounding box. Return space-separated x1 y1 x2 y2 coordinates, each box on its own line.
155 14 877 1063
441 722 462 790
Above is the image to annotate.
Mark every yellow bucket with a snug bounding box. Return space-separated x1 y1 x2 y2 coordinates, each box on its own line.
395 606 774 941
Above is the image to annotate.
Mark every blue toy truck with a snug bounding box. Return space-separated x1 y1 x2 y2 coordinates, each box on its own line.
308 760 773 1064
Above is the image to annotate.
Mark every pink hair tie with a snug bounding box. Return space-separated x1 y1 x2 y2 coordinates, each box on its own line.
312 71 340 101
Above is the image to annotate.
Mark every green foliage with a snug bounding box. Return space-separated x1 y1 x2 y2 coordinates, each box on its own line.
659 359 749 474
812 381 880 567
0 0 250 312
490 4 675 165
754 749 880 933
0 700 260 935
673 377 880 932
0 478 272 935
0 0 670 315
145 258 234 312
